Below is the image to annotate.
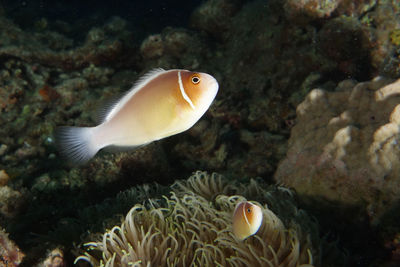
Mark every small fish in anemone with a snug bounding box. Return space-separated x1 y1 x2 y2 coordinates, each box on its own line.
232 201 263 240
55 68 219 164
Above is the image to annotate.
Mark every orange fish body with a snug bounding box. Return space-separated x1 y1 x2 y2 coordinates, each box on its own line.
232 201 263 240
56 69 219 163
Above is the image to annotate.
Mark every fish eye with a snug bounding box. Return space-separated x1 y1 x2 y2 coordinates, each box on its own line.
247 208 251 213
191 75 200 84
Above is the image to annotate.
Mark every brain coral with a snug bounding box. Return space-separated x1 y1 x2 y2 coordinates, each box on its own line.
75 171 318 267
275 77 400 222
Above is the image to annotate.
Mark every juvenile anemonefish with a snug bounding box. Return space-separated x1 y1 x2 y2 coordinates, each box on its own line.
56 68 219 164
232 201 263 240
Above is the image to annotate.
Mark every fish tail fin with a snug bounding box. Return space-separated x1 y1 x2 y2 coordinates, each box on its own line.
55 126 100 164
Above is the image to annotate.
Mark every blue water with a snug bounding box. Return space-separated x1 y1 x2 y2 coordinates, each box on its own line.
2 0 203 40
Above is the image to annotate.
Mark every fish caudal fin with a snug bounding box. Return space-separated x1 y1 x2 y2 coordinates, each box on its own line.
55 126 99 164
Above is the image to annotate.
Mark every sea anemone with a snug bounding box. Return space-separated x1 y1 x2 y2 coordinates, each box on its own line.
75 172 316 267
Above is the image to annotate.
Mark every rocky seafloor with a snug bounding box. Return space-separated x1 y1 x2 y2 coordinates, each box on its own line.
0 0 400 266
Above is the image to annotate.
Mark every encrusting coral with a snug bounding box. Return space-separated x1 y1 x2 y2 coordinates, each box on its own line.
275 77 400 223
75 171 318 267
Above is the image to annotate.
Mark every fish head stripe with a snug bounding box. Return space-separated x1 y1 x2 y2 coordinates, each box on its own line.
177 70 218 113
178 71 196 110
242 202 252 227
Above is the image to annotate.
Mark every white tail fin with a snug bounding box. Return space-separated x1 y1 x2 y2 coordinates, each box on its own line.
55 126 99 164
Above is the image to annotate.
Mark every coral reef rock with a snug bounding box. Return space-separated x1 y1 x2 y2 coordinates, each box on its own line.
275 76 400 223
0 185 25 218
75 171 325 267
0 228 24 266
190 0 239 39
284 0 341 19
0 16 135 71
40 248 66 267
284 0 377 20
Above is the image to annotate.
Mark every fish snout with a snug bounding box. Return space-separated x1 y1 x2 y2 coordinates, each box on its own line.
201 73 219 96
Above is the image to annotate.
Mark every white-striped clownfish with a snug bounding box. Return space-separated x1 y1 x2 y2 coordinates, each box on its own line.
56 68 219 164
232 201 263 240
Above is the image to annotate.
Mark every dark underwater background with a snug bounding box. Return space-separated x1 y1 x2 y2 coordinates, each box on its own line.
0 0 400 266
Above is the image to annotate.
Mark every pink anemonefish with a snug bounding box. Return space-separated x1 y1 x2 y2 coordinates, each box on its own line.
232 201 263 240
56 68 219 164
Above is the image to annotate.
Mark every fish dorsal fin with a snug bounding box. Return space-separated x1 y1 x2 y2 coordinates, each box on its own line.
102 68 166 122
94 93 124 123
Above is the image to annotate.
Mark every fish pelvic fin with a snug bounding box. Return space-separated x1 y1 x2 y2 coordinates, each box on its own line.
55 126 99 164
